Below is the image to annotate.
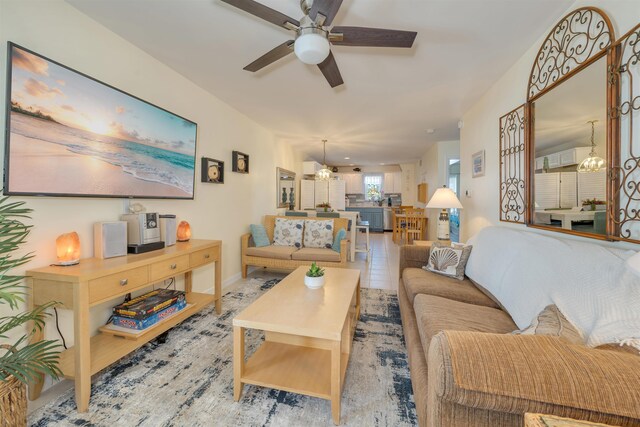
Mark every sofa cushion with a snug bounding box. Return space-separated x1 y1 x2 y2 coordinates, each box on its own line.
249 224 270 247
291 247 340 262
245 245 298 260
426 242 472 280
402 268 499 308
513 304 584 345
303 219 334 248
273 218 304 248
414 294 516 357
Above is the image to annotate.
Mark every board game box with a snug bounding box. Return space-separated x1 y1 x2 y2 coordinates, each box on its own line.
111 299 187 330
113 289 185 320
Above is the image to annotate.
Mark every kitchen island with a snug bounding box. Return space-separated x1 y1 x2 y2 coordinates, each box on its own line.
346 207 384 232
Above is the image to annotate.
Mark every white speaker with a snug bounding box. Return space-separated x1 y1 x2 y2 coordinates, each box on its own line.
94 221 128 259
159 215 177 246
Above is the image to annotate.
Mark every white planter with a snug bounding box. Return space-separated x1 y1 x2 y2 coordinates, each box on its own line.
304 275 325 289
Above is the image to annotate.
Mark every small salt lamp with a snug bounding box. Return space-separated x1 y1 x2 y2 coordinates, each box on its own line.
177 221 191 242
56 232 81 266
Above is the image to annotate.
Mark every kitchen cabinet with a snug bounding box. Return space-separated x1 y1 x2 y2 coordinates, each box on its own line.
301 179 346 210
346 207 384 232
303 161 322 175
535 147 592 171
344 173 363 194
383 172 402 193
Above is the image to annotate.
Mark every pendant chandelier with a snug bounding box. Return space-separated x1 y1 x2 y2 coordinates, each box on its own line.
577 120 605 173
316 140 332 181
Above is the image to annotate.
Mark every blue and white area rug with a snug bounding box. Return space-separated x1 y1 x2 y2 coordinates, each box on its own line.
30 278 417 426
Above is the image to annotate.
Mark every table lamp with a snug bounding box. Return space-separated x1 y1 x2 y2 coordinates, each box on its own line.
426 186 463 240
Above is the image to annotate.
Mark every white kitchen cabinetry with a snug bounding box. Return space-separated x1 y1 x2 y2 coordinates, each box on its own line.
344 173 363 194
300 179 316 209
393 172 402 193
303 161 322 175
535 147 592 170
300 179 346 210
383 173 394 193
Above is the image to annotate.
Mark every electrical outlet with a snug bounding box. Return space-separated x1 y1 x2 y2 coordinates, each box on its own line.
465 189 472 198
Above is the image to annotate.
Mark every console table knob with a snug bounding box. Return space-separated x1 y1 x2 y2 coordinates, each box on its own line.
204 254 210 259
170 263 177 269
120 279 128 286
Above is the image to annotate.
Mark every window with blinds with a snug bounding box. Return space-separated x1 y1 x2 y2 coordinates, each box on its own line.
364 174 383 200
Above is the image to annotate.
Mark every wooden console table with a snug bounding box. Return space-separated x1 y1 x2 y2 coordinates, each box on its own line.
27 239 222 412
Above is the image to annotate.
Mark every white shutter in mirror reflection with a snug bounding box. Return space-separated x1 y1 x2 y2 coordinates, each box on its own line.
560 172 578 208
535 173 560 209
578 169 607 205
611 24 640 242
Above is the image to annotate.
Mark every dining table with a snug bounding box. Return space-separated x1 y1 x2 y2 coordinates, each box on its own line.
392 213 428 243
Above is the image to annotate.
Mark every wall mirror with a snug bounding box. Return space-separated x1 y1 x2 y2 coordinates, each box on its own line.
277 167 296 209
530 55 608 237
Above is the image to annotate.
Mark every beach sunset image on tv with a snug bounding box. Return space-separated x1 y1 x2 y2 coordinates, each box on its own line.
5 44 197 199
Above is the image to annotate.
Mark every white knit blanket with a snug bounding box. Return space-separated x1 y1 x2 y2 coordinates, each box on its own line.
465 226 640 350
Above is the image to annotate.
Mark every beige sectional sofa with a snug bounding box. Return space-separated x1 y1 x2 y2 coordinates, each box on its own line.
398 243 640 427
241 215 349 277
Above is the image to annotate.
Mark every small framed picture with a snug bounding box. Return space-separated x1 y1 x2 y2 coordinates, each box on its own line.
201 157 224 183
232 151 249 174
472 150 485 178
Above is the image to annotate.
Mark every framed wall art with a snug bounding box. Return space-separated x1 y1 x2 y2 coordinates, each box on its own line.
232 151 249 174
201 157 224 183
472 150 485 178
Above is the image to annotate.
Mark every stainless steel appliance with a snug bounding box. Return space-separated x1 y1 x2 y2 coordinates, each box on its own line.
383 208 393 231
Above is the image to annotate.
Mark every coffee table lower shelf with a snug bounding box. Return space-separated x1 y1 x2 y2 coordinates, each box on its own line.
241 341 349 400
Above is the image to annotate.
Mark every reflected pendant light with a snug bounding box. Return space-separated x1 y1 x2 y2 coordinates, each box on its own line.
316 140 332 181
577 120 605 173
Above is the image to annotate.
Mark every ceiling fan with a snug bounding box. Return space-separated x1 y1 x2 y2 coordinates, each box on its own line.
220 0 417 88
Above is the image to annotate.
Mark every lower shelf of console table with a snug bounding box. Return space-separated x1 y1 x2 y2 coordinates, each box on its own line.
26 239 222 412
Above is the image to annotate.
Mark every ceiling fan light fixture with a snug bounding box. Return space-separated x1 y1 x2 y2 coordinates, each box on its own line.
294 27 330 65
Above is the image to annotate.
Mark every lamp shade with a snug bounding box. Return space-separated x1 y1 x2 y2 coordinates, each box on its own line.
294 31 330 65
56 232 80 265
177 221 191 242
426 187 463 209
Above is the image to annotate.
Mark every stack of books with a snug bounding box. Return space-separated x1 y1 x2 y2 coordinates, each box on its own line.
111 289 186 330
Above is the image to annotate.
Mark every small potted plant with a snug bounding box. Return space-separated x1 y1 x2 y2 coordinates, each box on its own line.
316 202 331 213
304 262 326 289
582 198 606 211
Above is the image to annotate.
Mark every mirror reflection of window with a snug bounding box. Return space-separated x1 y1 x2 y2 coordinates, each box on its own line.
532 56 607 235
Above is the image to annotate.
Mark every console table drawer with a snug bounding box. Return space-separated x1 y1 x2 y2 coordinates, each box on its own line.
190 246 219 268
89 266 149 303
150 255 190 281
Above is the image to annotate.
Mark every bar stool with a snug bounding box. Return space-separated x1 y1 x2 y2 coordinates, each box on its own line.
354 220 370 261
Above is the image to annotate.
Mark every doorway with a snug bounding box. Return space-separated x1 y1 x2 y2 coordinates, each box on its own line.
447 159 460 242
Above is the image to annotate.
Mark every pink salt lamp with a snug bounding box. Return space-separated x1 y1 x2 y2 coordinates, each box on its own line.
56 232 81 266
177 221 191 242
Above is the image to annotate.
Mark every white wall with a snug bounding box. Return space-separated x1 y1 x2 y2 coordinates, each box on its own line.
0 0 301 385
459 0 640 246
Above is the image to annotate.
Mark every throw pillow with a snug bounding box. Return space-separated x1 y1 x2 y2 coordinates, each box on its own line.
513 304 584 345
304 219 334 249
249 224 270 248
332 228 347 252
273 218 304 248
424 242 472 281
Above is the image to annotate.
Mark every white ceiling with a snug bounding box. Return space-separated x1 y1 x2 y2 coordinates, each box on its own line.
66 0 573 166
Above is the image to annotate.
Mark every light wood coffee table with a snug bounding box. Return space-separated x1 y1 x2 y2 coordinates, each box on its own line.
233 266 361 425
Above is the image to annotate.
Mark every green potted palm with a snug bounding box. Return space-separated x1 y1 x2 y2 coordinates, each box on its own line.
0 196 61 425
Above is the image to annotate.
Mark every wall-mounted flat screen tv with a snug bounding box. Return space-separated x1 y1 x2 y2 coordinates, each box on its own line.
4 42 197 199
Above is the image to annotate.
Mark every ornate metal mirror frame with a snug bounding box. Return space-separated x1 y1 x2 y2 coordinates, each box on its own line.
524 7 624 241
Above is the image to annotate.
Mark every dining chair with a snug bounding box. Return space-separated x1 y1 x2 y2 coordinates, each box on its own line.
404 213 424 244
392 209 405 243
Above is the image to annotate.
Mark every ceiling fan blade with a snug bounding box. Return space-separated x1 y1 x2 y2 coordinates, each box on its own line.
309 0 343 26
330 26 417 48
220 0 299 30
318 51 344 88
243 40 295 72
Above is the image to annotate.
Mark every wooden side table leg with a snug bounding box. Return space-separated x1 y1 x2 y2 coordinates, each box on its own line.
233 326 245 401
184 271 192 294
27 278 44 401
74 282 91 412
331 340 341 425
215 255 222 314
